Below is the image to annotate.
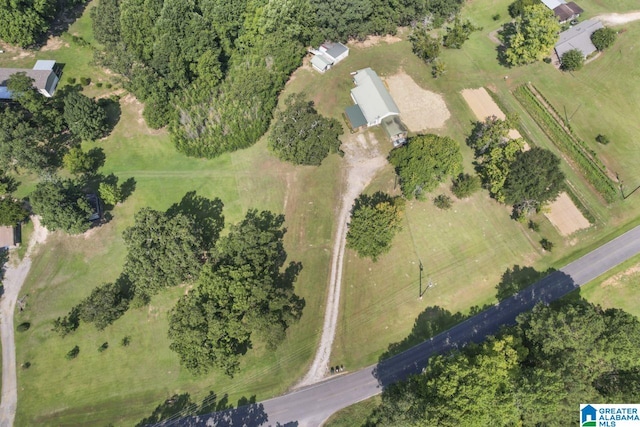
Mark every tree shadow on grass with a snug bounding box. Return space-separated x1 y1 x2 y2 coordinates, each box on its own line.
167 191 224 249
98 97 122 135
495 265 556 302
137 392 286 427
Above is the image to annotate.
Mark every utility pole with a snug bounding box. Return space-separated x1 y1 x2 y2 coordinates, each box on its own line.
419 261 423 300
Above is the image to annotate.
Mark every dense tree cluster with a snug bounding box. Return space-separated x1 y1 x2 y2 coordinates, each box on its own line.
268 94 343 166
501 4 560 66
168 210 304 376
63 91 109 141
76 278 133 330
369 300 640 426
30 178 93 234
0 0 83 46
346 192 403 261
467 115 564 213
92 0 464 159
389 134 463 199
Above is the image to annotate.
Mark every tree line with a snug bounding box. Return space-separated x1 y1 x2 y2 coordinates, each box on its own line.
90 0 466 159
367 299 640 425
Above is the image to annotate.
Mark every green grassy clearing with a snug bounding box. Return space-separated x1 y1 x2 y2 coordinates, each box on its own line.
12 3 343 425
8 0 640 425
332 6 640 368
324 396 380 427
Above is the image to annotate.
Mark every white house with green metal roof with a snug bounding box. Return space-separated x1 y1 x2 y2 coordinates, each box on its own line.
346 67 399 127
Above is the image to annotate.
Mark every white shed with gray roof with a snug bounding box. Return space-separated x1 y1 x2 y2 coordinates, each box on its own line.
555 19 603 59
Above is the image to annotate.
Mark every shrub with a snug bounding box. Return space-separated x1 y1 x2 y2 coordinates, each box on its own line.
79 77 91 86
96 82 103 88
561 49 584 71
543 57 552 64
528 220 540 232
121 336 131 346
67 77 76 84
66 345 80 360
17 322 30 332
434 194 453 210
492 13 501 21
451 173 481 199
432 60 446 78
105 83 112 89
98 342 109 352
540 238 554 251
22 361 31 369
596 134 610 145
591 27 616 51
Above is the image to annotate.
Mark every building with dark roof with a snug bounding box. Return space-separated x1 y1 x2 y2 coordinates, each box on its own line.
554 2 583 23
0 60 59 99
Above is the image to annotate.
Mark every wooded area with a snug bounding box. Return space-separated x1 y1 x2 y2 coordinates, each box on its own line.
90 0 466 159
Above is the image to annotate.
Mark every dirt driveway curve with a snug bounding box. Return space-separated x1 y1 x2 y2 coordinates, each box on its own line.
0 217 48 427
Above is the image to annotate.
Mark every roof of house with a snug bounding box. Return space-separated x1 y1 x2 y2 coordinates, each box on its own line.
381 116 408 137
554 2 583 21
0 66 58 99
311 54 332 71
321 42 349 60
555 19 603 58
345 105 368 128
351 68 399 124
33 60 56 70
541 0 564 10
0 225 17 248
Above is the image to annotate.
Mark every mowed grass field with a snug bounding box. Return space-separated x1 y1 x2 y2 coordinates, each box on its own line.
5 0 640 425
331 2 640 368
10 4 344 426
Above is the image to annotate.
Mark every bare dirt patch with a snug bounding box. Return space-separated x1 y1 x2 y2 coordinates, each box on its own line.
386 72 450 132
461 87 528 149
601 265 640 288
40 37 69 51
596 11 640 25
349 33 403 48
544 192 590 237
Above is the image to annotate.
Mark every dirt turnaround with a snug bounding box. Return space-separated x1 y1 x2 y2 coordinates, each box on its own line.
0 217 49 427
297 131 387 388
386 73 450 132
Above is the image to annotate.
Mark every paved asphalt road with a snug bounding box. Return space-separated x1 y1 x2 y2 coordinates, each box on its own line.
161 225 640 427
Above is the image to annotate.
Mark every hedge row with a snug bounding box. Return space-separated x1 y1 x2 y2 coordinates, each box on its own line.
513 85 618 203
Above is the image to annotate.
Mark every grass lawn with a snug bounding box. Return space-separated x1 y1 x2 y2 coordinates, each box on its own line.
12 3 342 425
324 395 380 427
7 0 640 424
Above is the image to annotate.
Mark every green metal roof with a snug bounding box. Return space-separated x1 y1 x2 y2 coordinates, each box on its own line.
345 105 367 129
350 68 399 124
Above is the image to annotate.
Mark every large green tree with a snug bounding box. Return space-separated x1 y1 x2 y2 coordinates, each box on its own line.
346 192 403 261
561 49 584 71
30 179 93 234
77 279 132 330
502 147 564 213
63 91 109 141
502 4 560 66
122 208 204 302
268 94 343 166
0 198 28 226
369 300 640 426
168 210 304 376
389 134 463 199
409 27 441 63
